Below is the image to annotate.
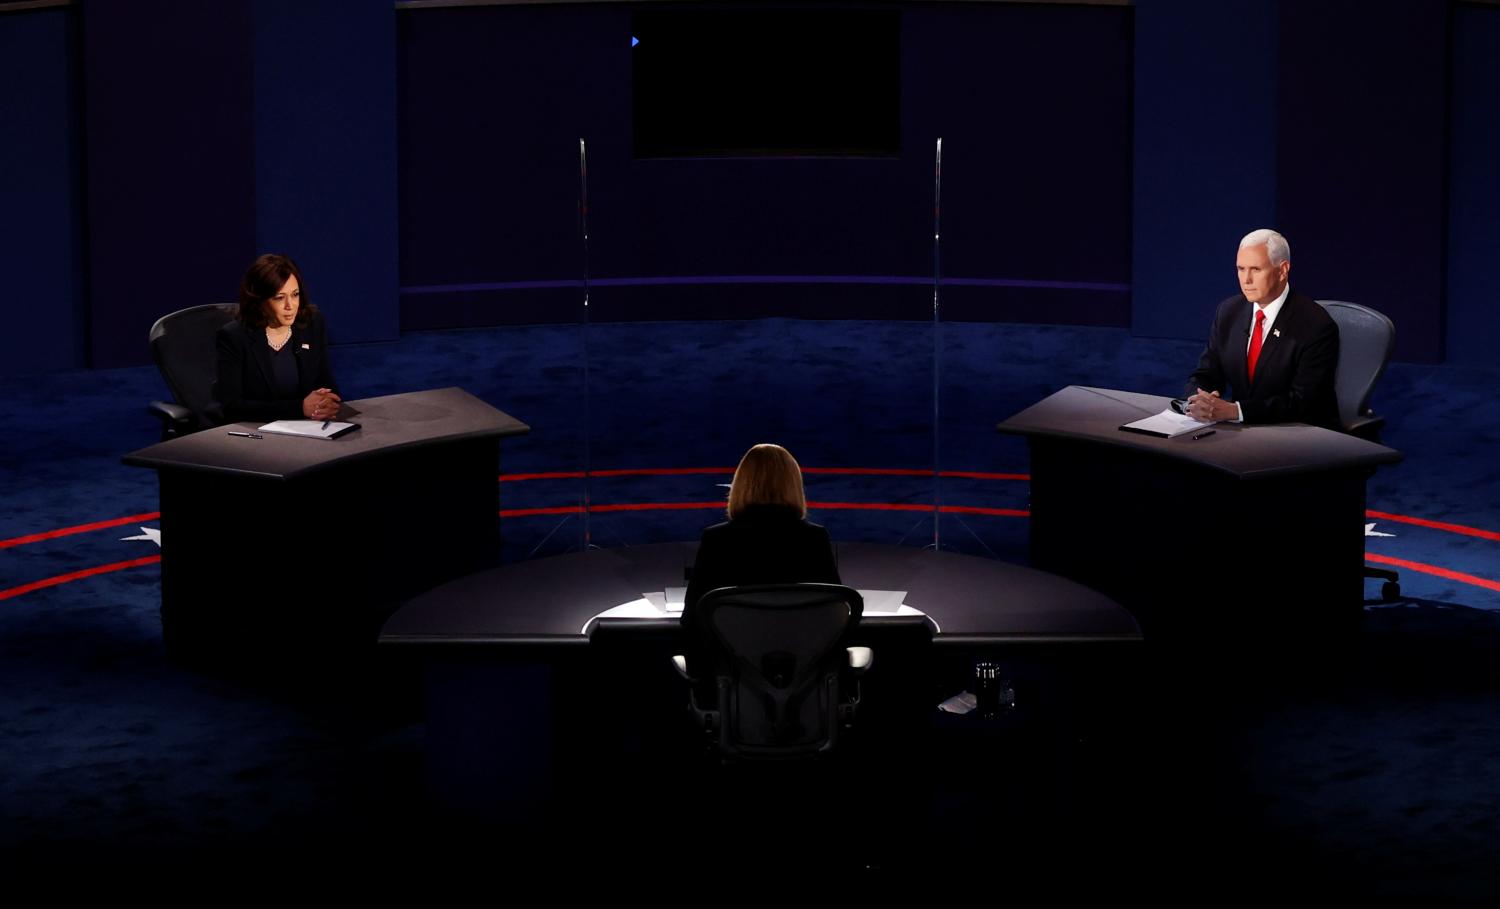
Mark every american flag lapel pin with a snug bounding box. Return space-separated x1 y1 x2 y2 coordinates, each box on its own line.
301 343 311 349
1272 329 1280 338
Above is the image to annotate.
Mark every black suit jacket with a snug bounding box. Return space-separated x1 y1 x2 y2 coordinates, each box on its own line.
681 506 841 630
215 312 339 423
1185 290 1340 429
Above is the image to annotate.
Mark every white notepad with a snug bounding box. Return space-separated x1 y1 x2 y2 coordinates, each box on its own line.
257 419 359 440
1120 408 1213 438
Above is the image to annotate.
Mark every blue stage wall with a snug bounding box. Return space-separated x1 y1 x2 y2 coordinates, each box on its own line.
0 6 85 374
1 1 1485 374
253 0 399 345
395 2 1135 330
1131 0 1277 343
1447 3 1500 369
82 0 258 370
1276 0 1447 364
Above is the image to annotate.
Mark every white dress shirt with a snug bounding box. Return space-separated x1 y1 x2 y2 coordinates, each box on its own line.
1230 284 1291 422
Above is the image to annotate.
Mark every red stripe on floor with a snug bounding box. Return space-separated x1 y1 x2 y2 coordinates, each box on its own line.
809 501 1030 516
1365 553 1500 593
592 467 732 478
501 501 1030 518
808 501 929 512
939 505 1031 517
497 467 1031 482
592 501 724 513
802 467 931 476
0 512 162 550
804 468 1031 481
500 502 724 517
500 506 588 517
0 555 162 601
1366 510 1500 544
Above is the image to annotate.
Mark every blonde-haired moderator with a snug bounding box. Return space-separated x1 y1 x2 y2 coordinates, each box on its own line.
726 443 808 519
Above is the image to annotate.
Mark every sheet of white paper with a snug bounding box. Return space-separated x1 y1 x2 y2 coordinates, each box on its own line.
938 692 978 715
859 589 909 615
582 589 931 635
1121 408 1213 438
257 419 355 440
581 598 665 633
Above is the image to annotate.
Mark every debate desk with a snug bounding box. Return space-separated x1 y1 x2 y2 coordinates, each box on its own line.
124 387 529 657
380 541 1141 814
998 385 1403 632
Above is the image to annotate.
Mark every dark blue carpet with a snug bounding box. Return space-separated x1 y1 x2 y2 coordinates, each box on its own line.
1 319 1498 891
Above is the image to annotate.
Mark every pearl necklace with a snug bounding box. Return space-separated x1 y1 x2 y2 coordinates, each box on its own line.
266 326 292 351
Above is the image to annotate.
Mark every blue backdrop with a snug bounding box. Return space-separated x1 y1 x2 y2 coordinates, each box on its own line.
0 0 1493 373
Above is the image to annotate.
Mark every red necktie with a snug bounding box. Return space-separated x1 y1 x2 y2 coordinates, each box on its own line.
1247 309 1266 382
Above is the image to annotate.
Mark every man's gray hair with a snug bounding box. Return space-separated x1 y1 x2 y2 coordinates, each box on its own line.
1239 228 1290 265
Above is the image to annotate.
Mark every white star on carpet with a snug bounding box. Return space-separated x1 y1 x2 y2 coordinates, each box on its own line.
121 526 161 547
1364 523 1395 538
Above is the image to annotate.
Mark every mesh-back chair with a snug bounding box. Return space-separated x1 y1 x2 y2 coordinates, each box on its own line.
1318 300 1400 600
148 304 235 440
681 583 867 760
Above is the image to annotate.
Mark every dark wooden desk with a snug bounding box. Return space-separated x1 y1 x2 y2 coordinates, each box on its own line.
379 542 1140 815
124 387 529 656
379 541 1142 647
998 385 1403 630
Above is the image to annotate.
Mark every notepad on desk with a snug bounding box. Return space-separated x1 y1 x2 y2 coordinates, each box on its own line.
257 419 360 440
1119 408 1213 438
583 588 924 634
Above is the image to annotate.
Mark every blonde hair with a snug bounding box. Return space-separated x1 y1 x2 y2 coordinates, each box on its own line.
726 444 807 519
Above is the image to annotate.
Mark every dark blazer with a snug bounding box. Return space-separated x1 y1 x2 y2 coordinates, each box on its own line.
215 311 338 423
682 506 841 630
1185 290 1340 429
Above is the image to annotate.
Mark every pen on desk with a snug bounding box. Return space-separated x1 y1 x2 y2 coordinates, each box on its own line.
227 431 262 439
1192 429 1216 440
321 419 331 431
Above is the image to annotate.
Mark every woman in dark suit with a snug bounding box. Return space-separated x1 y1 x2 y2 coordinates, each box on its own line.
682 443 841 624
215 253 341 423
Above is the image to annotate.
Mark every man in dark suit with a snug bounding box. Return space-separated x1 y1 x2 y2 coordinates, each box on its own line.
1185 229 1340 429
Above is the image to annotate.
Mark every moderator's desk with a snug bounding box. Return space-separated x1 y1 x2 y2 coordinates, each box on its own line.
380 541 1142 646
124 387 529 655
998 385 1403 629
380 542 1140 815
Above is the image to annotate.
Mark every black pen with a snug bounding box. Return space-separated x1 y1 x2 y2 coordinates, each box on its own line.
321 419 331 431
1192 429 1216 440
227 432 263 439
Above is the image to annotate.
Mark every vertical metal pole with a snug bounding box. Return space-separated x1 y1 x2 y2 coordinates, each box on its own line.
931 138 943 550
579 138 593 550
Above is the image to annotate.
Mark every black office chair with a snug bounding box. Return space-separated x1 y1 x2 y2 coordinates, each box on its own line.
674 583 870 760
1318 299 1401 600
148 303 235 440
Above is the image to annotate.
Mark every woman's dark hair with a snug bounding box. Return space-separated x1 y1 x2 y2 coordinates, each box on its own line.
236 253 317 329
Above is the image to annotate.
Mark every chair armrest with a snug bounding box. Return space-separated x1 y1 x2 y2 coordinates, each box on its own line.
671 654 692 681
148 400 193 425
846 646 873 673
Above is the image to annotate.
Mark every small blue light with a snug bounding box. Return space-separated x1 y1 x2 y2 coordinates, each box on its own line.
631 36 639 47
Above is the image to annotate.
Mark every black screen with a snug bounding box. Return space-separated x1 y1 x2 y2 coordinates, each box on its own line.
632 7 900 158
